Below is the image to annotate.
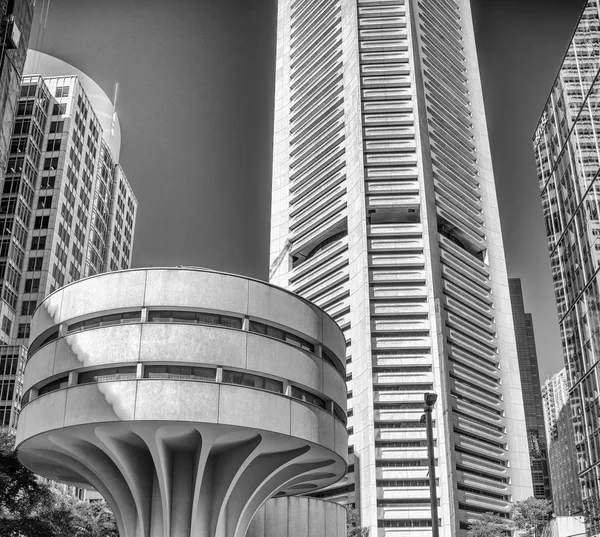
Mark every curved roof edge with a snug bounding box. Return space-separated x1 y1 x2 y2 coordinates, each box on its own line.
23 50 122 161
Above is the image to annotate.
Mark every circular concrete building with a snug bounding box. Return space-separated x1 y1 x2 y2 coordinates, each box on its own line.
16 268 348 537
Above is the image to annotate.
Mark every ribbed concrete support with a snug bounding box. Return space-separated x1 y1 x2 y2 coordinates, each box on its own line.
20 423 336 537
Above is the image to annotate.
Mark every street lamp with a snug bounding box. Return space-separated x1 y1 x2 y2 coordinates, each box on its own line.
423 392 439 537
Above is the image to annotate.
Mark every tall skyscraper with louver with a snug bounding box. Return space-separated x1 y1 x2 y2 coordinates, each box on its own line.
269 0 532 534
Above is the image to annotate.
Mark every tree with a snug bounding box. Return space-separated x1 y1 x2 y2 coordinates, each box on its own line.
511 497 553 537
466 511 509 537
0 432 118 537
346 507 369 537
73 500 118 537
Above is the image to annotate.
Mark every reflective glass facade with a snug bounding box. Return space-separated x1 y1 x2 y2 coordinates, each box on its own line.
509 278 552 500
542 370 583 516
271 0 533 535
534 0 600 530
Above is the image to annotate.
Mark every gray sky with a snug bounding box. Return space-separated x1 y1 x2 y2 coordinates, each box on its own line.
30 0 584 380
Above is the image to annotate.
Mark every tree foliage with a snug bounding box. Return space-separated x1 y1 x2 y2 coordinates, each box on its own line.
0 432 118 537
346 507 369 537
466 511 509 537
511 497 553 537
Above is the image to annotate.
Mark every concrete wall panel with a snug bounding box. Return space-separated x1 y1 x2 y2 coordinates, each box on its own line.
144 269 250 314
322 362 347 410
31 291 63 338
321 315 347 363
139 324 247 368
246 333 322 392
23 344 56 392
63 382 137 426
58 271 147 321
134 380 219 423
248 280 321 342
17 389 67 441
218 384 292 435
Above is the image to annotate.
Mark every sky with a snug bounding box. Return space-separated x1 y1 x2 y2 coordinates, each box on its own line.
29 0 585 381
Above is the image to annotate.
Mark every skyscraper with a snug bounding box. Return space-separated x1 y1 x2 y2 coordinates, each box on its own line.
509 278 551 500
0 52 137 433
533 0 600 530
542 370 582 517
0 0 35 178
270 0 532 534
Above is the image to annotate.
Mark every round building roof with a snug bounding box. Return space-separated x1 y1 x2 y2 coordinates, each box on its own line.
24 50 122 161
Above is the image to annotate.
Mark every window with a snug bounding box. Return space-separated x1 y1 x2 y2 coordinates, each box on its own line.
222 370 283 394
249 321 315 352
49 120 64 133
20 84 37 98
52 103 67 115
20 301 37 316
67 311 141 333
78 366 137 385
52 264 65 287
1 316 12 335
27 327 59 355
2 177 19 194
68 262 80 281
147 310 242 329
37 196 53 209
30 236 46 250
55 85 69 98
0 354 19 375
291 386 326 409
46 139 61 152
144 365 216 381
38 375 68 396
0 380 15 401
40 176 55 189
55 243 68 265
33 216 49 229
17 323 30 339
58 223 70 246
24 279 40 293
43 157 58 171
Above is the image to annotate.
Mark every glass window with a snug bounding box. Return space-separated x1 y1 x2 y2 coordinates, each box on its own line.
291 386 326 409
78 366 136 385
143 365 215 381
38 375 68 396
222 370 283 393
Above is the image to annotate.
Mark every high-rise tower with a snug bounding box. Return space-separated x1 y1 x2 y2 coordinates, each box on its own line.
269 0 532 535
533 0 600 530
508 278 551 500
0 52 137 433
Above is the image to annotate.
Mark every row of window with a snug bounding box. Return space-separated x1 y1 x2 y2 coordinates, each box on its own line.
28 309 344 376
377 520 436 528
22 363 346 424
376 479 438 487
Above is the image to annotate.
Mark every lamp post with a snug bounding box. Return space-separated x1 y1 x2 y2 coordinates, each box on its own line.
424 392 439 537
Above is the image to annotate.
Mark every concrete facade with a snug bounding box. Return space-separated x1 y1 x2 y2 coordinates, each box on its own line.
533 0 600 531
16 268 348 537
247 497 346 537
269 0 533 535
